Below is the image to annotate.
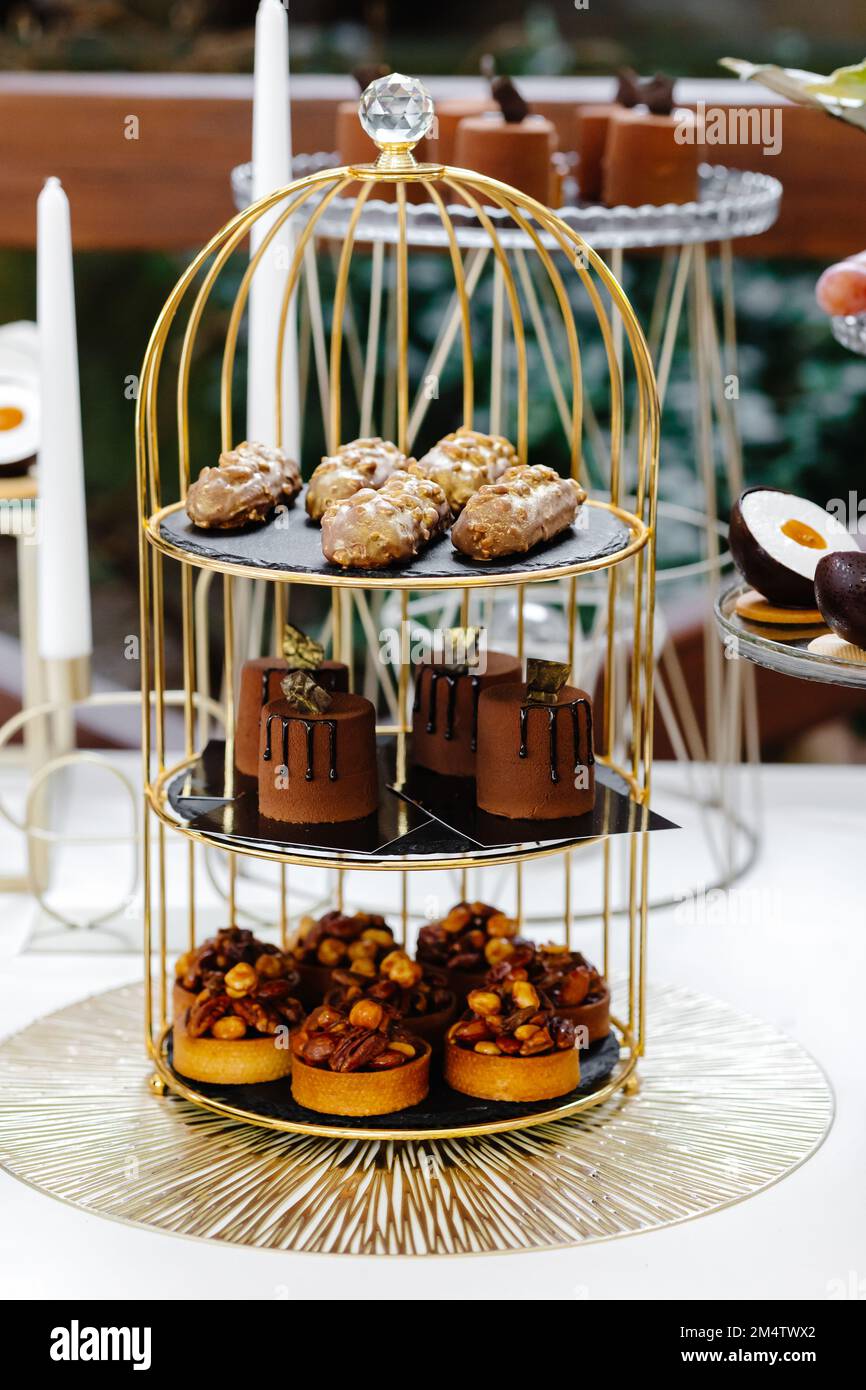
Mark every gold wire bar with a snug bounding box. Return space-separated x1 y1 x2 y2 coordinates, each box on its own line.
627 826 639 1036
496 197 583 479
329 179 375 449
515 861 523 926
187 842 196 951
564 851 572 949
273 179 356 447
424 183 475 428
179 181 332 489
395 182 410 454
460 588 470 627
441 177 528 461
567 577 577 676
400 871 409 947
638 829 650 1055
223 575 235 796
152 550 166 773
158 821 168 1032
279 864 288 949
460 868 468 900
516 585 525 660
227 852 237 923
331 588 342 662
361 239 385 436
490 258 505 436
397 589 409 784
602 837 611 979
336 869 345 912
274 581 288 643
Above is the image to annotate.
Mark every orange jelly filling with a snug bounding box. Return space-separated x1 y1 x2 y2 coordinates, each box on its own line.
780 518 827 550
0 406 25 432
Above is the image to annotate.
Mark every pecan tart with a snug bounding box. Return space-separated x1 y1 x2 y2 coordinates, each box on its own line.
416 901 529 1001
173 926 297 1017
289 910 397 1006
291 1001 431 1116
173 962 304 1086
444 979 579 1101
325 949 457 1046
488 941 611 1046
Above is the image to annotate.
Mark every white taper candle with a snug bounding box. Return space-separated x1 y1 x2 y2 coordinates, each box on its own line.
36 176 92 663
247 0 300 457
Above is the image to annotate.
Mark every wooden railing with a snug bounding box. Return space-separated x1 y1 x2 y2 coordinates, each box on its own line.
2 73 865 255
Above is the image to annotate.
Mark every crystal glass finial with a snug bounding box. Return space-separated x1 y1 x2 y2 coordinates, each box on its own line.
358 72 434 148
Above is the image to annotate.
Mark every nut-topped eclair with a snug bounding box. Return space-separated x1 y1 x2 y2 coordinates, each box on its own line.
185 441 301 529
415 427 518 514
305 437 409 523
321 468 450 569
451 465 586 561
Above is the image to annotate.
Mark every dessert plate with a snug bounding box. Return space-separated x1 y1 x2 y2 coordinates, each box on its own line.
164 736 677 868
163 1028 623 1140
715 582 866 689
154 496 635 589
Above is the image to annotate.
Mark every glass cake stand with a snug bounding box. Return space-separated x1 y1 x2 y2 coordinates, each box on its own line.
715 582 866 690
232 156 781 251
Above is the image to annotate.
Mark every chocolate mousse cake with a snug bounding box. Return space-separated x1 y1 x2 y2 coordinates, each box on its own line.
411 644 521 778
475 660 595 820
454 76 559 207
236 626 349 778
257 671 378 824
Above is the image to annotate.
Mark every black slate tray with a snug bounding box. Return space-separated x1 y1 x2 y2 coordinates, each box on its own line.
159 498 631 582
166 1029 622 1135
167 737 677 863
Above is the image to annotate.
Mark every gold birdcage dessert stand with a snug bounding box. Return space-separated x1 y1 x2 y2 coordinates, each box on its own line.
137 72 663 1142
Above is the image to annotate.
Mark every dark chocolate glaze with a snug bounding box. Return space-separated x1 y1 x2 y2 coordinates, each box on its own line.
263 713 339 782
414 668 483 747
518 698 595 783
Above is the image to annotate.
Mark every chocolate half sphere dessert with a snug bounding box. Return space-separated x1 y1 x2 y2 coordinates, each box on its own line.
236 625 349 777
257 671 378 824
814 549 866 648
411 641 522 778
475 660 595 821
729 487 859 608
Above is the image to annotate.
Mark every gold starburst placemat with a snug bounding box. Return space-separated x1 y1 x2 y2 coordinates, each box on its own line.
0 983 832 1256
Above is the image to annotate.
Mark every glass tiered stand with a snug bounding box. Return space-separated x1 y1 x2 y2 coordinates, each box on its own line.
137 78 662 1141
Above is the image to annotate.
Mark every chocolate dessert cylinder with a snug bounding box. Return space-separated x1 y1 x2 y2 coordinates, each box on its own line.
257 693 378 824
235 657 349 777
475 682 596 820
453 114 558 206
574 103 615 202
602 108 699 207
411 650 522 778
435 97 496 165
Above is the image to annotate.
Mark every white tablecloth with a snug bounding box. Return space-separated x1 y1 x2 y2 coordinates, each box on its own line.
1 762 863 1300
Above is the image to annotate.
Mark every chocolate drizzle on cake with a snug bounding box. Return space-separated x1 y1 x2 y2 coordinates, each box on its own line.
263 712 339 782
413 667 485 747
518 698 595 783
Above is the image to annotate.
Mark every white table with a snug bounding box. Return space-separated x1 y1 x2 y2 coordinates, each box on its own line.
1 762 863 1300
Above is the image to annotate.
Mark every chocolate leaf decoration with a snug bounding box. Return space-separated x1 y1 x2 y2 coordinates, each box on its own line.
526 658 570 705
616 68 676 116
282 622 324 670
353 63 390 95
280 670 332 714
491 75 530 124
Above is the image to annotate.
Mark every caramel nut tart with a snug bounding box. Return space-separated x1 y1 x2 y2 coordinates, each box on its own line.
325 950 457 1047
291 1002 431 1116
416 901 530 1002
172 965 304 1086
173 926 298 1018
289 910 397 1006
489 942 610 1045
444 981 579 1102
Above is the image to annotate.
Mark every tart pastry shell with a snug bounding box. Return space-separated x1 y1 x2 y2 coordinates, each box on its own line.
444 1036 579 1101
555 985 611 1045
172 1017 293 1086
291 1040 431 1116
